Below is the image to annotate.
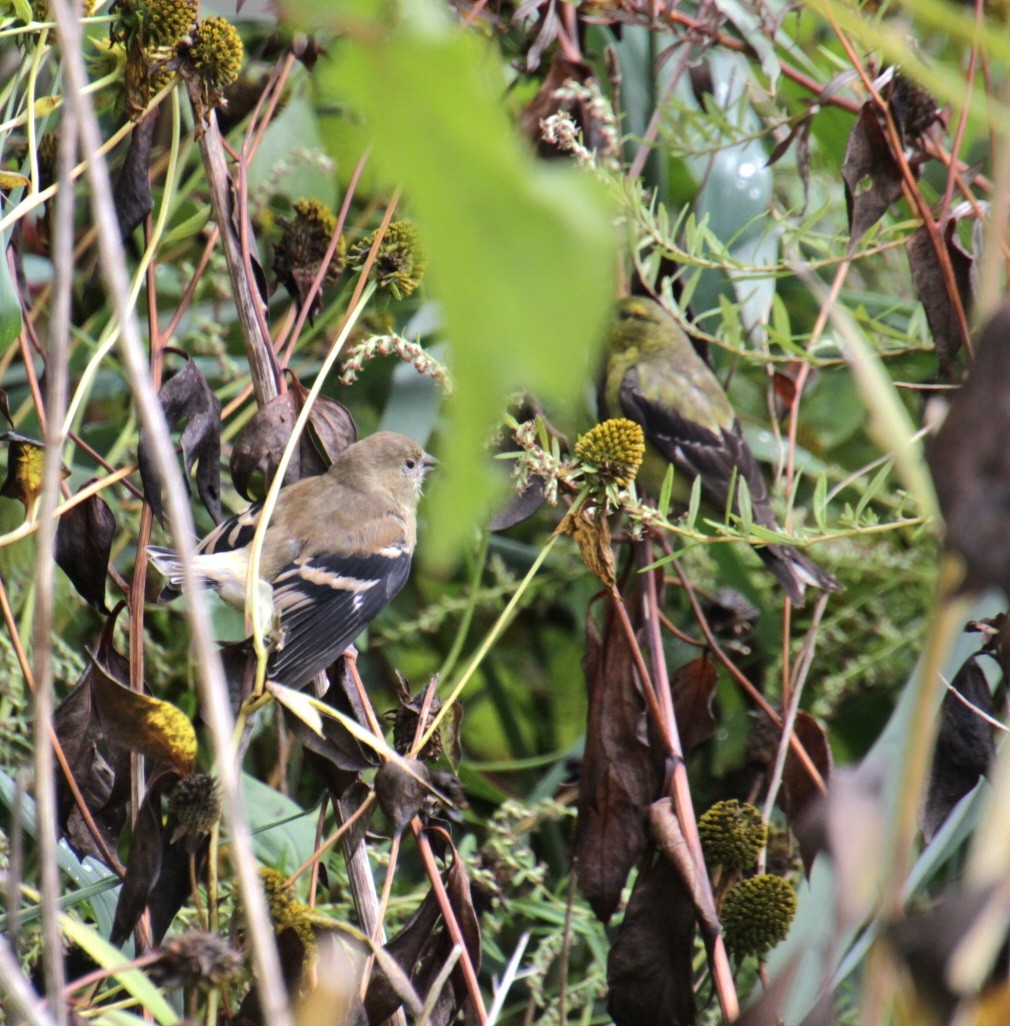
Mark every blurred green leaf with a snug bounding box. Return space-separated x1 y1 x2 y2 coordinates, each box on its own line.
308 0 616 565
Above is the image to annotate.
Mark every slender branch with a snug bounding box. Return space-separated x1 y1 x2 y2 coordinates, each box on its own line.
29 97 77 1026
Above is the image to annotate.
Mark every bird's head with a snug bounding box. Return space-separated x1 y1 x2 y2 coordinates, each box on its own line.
333 431 436 502
610 296 674 357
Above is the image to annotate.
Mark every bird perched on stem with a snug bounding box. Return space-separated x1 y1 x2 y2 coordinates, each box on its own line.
148 431 436 688
599 296 839 605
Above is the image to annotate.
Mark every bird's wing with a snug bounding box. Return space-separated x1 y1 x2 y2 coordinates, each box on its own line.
620 362 773 521
197 503 264 555
267 543 412 690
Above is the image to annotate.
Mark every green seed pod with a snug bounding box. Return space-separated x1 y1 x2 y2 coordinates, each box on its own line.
720 874 797 959
698 799 767 871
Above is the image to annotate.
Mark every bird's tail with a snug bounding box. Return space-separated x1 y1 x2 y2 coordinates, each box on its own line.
758 545 841 606
146 546 188 601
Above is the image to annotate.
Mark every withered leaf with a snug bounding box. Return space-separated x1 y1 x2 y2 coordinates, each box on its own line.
0 432 69 516
648 798 719 934
781 711 832 872
138 351 222 524
90 653 197 776
114 112 156 240
575 597 663 923
55 483 115 612
149 827 208 944
53 609 132 871
841 104 903 253
365 852 480 1026
670 654 717 758
0 388 11 426
286 676 372 775
607 848 697 1026
229 376 355 500
487 475 547 532
110 783 165 947
923 656 995 842
54 671 122 868
374 759 430 835
926 301 1010 596
907 217 973 373
556 505 616 587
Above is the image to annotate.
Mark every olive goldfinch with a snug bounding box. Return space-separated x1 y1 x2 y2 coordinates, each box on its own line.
600 297 839 604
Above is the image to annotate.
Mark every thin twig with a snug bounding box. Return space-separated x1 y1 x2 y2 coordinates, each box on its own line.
29 97 77 1026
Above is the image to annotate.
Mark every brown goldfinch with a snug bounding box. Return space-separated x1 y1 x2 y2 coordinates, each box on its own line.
148 431 435 687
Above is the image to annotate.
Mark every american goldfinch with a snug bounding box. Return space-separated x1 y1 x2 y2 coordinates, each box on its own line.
148 431 435 688
600 296 839 604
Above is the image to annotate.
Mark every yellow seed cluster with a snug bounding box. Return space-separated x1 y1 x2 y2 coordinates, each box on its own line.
143 0 196 47
720 874 797 958
575 418 646 487
189 15 244 90
698 799 767 871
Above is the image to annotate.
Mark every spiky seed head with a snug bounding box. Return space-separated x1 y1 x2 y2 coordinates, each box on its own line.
575 418 646 487
188 15 244 91
274 198 344 284
168 772 221 835
150 931 243 989
720 874 797 958
350 220 425 300
698 799 767 871
142 0 197 47
392 693 444 762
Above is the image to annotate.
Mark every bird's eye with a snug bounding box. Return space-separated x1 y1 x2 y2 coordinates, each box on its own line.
404 458 416 470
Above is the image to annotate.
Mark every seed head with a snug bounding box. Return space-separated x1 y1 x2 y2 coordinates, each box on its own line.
168 772 221 836
188 15 244 92
575 418 646 487
350 220 425 300
142 0 197 47
149 931 243 989
698 799 767 871
720 874 797 959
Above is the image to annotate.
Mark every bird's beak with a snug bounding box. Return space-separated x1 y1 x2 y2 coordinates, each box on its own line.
422 452 438 475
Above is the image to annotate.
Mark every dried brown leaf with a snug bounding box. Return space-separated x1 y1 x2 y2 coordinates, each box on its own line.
670 654 717 757
229 378 355 500
926 301 1010 595
575 597 663 923
55 483 115 612
841 104 903 253
607 848 697 1026
923 656 995 842
138 351 222 523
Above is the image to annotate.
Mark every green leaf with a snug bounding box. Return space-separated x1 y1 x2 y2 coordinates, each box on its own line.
659 463 676 519
242 773 317 873
0 230 22 347
310 0 617 566
685 473 702 530
60 916 179 1025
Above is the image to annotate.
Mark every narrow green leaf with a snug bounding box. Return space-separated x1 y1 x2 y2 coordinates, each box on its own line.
659 463 676 519
685 473 702 530
60 916 179 1025
0 230 23 347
